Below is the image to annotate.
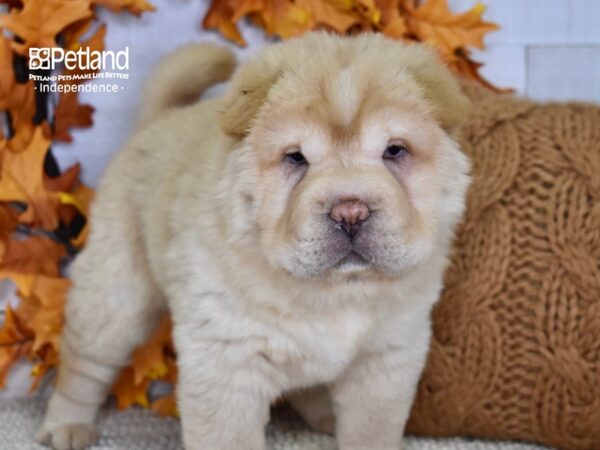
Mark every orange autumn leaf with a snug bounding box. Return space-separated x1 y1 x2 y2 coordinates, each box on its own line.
61 17 94 50
250 0 310 39
5 272 43 327
203 0 247 46
59 183 94 247
1 271 35 298
0 34 36 151
449 48 508 92
381 15 407 38
296 0 360 34
355 0 381 25
0 0 93 55
202 0 501 90
111 366 151 409
60 23 107 84
6 273 66 320
6 82 36 152
230 0 270 23
151 392 178 417
203 0 311 44
0 0 23 10
404 0 498 60
0 34 20 111
0 204 19 257
29 355 53 392
0 0 155 402
0 127 61 229
44 92 95 142
0 306 33 388
375 0 408 38
0 273 69 386
23 275 69 353
131 315 172 385
114 316 177 413
0 236 66 277
162 354 178 385
44 163 81 193
146 356 178 416
92 0 155 16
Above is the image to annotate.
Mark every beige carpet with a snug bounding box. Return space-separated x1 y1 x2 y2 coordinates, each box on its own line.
0 399 553 450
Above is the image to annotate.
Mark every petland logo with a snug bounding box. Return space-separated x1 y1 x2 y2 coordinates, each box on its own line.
29 47 129 71
29 47 130 94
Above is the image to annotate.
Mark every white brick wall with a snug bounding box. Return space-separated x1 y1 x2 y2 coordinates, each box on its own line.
450 0 600 102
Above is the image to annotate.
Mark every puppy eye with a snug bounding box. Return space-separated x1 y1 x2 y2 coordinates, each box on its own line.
383 142 409 160
283 151 308 165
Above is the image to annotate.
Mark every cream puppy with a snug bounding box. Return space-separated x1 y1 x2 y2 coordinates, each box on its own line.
37 32 470 450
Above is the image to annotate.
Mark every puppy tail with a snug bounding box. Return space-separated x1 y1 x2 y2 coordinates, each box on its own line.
137 43 236 127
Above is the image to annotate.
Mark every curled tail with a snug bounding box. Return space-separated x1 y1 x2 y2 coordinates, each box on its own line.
137 43 236 127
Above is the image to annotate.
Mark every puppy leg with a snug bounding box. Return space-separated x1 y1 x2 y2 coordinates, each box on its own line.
331 338 429 450
174 324 277 450
286 386 335 434
38 229 164 450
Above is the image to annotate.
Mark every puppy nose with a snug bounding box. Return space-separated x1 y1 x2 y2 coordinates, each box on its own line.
329 199 371 236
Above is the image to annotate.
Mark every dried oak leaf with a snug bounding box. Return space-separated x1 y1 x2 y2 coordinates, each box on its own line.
252 0 310 39
375 0 408 38
6 272 40 326
61 17 94 50
131 315 172 385
0 306 33 388
3 273 69 359
60 23 107 85
449 48 509 92
0 34 36 152
0 204 19 258
204 0 378 44
151 391 178 417
44 92 94 142
0 127 62 229
0 273 70 388
203 0 252 46
44 163 81 193
59 183 94 247
296 0 360 34
92 0 155 16
0 235 66 277
252 1 310 38
0 0 23 10
114 316 177 414
150 355 178 416
0 0 93 55
204 0 312 44
29 351 54 392
112 366 151 410
354 0 381 25
404 0 498 60
24 275 68 354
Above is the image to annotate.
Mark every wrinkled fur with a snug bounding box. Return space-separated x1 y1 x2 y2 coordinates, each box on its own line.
38 33 471 450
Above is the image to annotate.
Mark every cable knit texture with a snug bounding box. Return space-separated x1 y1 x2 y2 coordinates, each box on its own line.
406 84 600 450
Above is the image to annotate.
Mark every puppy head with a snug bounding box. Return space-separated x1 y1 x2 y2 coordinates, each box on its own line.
222 32 470 280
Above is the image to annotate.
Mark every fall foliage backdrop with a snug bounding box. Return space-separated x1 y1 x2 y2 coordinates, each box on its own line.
0 0 499 415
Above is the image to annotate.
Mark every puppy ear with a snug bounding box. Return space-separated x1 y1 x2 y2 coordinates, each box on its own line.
402 44 470 133
219 50 284 136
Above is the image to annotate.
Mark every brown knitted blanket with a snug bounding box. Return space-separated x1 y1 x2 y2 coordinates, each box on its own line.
407 84 600 450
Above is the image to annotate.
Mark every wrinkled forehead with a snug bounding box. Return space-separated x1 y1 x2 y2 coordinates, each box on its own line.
273 62 427 125
250 64 439 159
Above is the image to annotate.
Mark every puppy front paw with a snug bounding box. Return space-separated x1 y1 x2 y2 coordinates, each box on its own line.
36 423 98 450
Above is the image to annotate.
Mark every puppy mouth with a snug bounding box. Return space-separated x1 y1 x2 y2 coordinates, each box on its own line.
333 251 371 274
